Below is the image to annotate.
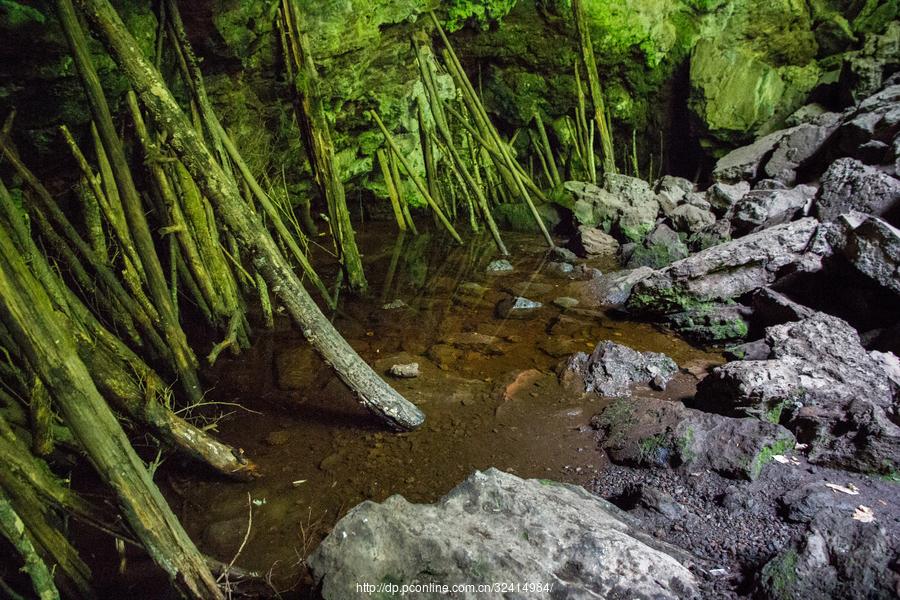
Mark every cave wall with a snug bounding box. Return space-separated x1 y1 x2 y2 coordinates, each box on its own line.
1 0 897 202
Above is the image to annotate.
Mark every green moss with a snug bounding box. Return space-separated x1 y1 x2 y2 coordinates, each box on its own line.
638 433 671 465
852 0 899 34
594 399 635 446
760 549 799 600
750 437 795 479
445 0 517 32
618 223 654 244
677 426 696 463
765 400 787 424
628 285 707 314
0 0 46 27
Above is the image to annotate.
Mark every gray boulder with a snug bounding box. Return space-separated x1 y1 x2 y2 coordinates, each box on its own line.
585 267 653 307
561 340 677 397
624 223 689 269
712 128 795 184
628 218 831 316
566 178 660 242
707 181 750 216
670 203 716 234
572 226 619 257
308 469 699 600
780 481 859 524
592 397 795 480
763 114 842 184
694 313 900 473
666 302 751 343
815 157 900 222
656 175 694 199
757 509 900 600
842 215 900 295
729 185 816 236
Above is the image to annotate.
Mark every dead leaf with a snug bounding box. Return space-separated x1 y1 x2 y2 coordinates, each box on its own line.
825 482 860 495
853 505 875 523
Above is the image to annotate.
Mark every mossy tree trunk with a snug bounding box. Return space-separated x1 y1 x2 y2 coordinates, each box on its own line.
0 225 222 600
74 0 424 431
282 1 367 293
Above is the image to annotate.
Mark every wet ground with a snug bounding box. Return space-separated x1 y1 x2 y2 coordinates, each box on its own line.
110 225 724 596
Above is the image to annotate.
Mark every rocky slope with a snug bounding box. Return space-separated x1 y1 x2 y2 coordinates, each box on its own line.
310 77 900 599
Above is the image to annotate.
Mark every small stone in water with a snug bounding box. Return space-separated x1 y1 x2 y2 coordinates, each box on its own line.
382 299 407 310
486 259 514 273
553 296 579 309
550 246 578 262
389 363 420 378
495 296 543 319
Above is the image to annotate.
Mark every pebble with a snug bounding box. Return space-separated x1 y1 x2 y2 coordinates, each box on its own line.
552 296 580 309
382 299 407 309
388 363 420 378
486 259 514 273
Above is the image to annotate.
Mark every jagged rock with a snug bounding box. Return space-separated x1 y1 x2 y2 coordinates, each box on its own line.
814 158 900 223
388 363 420 378
707 181 750 216
729 185 816 236
585 267 654 307
566 176 661 242
712 128 798 184
624 223 689 269
686 218 732 251
666 303 751 343
628 218 830 316
779 481 859 524
655 175 694 200
573 226 620 257
785 103 829 126
495 296 542 319
670 203 715 234
308 469 699 600
725 338 772 361
622 484 685 520
561 340 677 397
754 178 788 190
838 21 900 104
763 114 842 184
856 139 892 164
486 259 514 273
683 192 711 211
757 509 900 600
842 216 900 295
694 313 900 473
591 398 795 480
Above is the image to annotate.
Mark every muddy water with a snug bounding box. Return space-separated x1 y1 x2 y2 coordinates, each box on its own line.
164 226 722 591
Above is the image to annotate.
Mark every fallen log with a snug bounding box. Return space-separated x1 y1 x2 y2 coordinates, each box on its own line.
74 0 425 431
0 224 223 600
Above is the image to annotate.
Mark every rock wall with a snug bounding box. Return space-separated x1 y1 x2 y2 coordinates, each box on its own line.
0 0 897 197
